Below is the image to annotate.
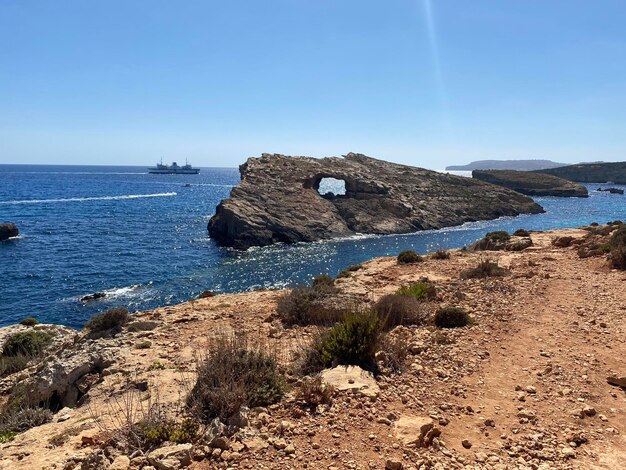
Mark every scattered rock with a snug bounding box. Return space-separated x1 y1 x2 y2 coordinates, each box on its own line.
147 444 192 470
462 439 473 449
607 375 626 388
80 292 106 302
320 365 380 398
0 223 19 241
385 458 403 470
393 416 441 447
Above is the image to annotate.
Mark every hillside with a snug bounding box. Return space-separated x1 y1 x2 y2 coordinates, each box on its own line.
473 169 589 197
537 162 626 184
1 226 625 469
446 159 566 171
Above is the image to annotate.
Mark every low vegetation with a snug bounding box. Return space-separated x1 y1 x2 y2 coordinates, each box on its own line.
513 228 530 237
485 230 511 242
608 225 626 270
337 264 363 278
396 281 436 301
0 405 53 443
296 375 334 409
397 250 423 264
84 307 130 333
461 259 510 279
431 249 450 260
2 330 52 357
276 278 341 326
19 317 39 327
434 306 473 328
374 294 425 329
312 307 383 371
187 335 284 422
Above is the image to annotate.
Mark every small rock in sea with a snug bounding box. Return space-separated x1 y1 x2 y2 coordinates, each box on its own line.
80 292 106 302
0 223 19 241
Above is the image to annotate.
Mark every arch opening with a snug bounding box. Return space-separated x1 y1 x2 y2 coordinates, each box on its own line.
316 177 346 197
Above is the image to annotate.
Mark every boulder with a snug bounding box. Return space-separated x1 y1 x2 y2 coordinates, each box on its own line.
597 187 624 195
80 292 106 302
320 365 380 398
473 169 588 197
208 153 543 249
147 444 192 470
0 223 18 241
607 375 626 388
393 416 441 447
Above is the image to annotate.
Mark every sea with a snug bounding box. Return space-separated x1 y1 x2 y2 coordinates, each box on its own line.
1 164 625 329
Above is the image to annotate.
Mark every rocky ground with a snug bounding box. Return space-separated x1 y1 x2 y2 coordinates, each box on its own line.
1 227 625 469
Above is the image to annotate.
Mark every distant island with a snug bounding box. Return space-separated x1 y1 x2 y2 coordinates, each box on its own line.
446 159 566 171
536 161 626 184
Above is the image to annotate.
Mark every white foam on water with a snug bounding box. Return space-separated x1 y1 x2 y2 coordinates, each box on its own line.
0 192 177 205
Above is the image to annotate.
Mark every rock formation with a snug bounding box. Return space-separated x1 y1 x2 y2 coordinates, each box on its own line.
597 187 624 195
536 161 626 184
472 170 588 197
208 153 544 249
0 223 18 241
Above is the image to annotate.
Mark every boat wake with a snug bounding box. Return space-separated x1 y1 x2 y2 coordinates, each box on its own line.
0 192 177 205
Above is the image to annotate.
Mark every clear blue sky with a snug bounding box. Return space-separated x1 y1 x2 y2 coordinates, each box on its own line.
1 0 625 168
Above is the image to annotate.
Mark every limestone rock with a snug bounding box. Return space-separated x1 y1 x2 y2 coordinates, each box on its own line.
147 444 192 470
0 223 18 241
473 170 588 198
320 365 380 398
393 416 441 447
208 153 543 249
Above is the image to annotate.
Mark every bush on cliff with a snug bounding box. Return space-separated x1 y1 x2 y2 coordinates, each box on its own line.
461 259 509 279
19 317 38 327
431 249 450 260
396 282 436 301
513 229 530 237
84 307 130 333
277 276 340 326
397 250 423 264
434 307 472 328
312 307 383 370
608 226 626 270
485 231 511 242
374 294 425 329
2 331 52 357
187 335 284 422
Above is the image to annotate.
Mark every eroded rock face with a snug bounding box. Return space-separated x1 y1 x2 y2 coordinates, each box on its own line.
208 153 544 249
472 170 589 197
0 223 19 241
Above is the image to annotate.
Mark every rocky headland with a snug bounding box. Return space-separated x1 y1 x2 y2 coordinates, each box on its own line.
446 160 566 172
472 170 589 198
1 225 626 469
537 162 626 185
0 224 19 242
208 153 543 249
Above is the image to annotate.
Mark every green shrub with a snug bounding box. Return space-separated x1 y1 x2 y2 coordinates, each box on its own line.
374 294 425 329
135 341 152 349
608 225 626 250
276 280 340 326
2 331 52 357
0 405 53 440
434 307 472 328
311 274 335 289
187 336 284 422
431 249 450 260
396 282 436 301
485 231 511 242
337 264 363 278
397 250 423 264
19 317 38 327
148 361 166 371
513 229 530 237
84 307 129 333
296 376 334 409
315 308 383 369
460 259 509 279
609 246 626 270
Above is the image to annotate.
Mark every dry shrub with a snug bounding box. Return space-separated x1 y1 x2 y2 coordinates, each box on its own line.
187 335 284 423
374 294 426 329
19 317 38 326
0 403 52 443
296 376 334 409
397 250 423 264
609 246 626 270
377 333 409 374
276 284 342 326
432 249 450 260
337 264 363 278
90 386 197 453
513 229 530 237
0 331 53 378
460 259 509 279
84 307 130 333
434 307 472 328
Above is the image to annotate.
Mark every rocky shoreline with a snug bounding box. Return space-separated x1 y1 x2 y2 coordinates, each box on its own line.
472 170 589 198
1 226 625 469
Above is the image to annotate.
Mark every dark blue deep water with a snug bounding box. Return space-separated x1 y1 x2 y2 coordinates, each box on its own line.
1 164 625 329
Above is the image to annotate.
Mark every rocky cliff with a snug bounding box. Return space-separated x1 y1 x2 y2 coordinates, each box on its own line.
472 170 589 197
208 153 544 249
537 162 626 184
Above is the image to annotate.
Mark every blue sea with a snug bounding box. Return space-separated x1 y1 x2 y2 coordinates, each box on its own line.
1 164 625 329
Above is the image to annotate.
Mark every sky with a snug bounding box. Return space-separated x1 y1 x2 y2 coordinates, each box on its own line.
1 0 625 169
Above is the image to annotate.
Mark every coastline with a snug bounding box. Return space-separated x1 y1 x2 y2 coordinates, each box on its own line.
1 226 625 469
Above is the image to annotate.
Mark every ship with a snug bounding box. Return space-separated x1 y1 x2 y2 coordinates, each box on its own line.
148 159 200 174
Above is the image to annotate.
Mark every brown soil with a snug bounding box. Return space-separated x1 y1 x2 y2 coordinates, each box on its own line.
1 228 625 469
